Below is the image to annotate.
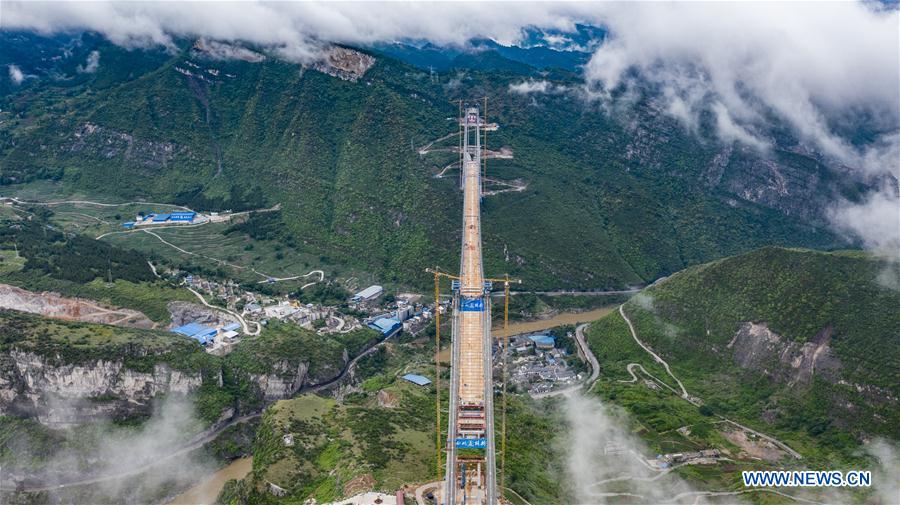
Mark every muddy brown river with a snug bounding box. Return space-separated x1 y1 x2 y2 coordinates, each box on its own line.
168 457 252 505
495 306 615 335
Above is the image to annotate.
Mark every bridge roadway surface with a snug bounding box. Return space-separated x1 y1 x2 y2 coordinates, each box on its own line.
442 121 497 504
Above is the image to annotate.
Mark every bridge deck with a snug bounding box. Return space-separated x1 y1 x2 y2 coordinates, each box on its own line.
444 110 495 505
458 158 484 403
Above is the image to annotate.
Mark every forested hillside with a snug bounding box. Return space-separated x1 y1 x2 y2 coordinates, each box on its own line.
589 248 899 458
1 33 878 289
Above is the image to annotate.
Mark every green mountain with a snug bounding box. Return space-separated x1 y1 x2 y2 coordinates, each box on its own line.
1 35 875 290
588 247 899 468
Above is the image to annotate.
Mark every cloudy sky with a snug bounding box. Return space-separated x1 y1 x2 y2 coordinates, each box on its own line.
4 1 899 251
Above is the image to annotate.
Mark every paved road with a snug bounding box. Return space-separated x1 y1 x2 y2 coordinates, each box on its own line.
617 305 802 459
490 288 641 297
619 305 689 399
575 322 600 389
299 330 396 394
106 227 324 290
7 413 260 492
414 480 442 505
529 323 599 399
6 327 395 493
8 197 192 210
256 269 324 287
186 287 261 335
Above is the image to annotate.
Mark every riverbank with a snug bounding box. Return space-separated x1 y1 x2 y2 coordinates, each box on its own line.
495 306 615 335
436 306 615 363
168 457 252 505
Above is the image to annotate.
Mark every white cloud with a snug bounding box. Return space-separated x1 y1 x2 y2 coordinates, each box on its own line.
564 393 714 504
77 50 100 73
829 187 900 289
8 64 25 84
829 186 900 262
830 190 900 254
583 2 900 176
4 1 898 256
1 2 597 63
4 2 895 171
509 78 572 96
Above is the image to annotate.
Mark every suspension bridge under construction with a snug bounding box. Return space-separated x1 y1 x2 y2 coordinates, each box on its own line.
428 102 516 505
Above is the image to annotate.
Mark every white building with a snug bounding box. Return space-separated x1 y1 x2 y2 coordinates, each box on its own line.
352 285 383 302
264 301 300 319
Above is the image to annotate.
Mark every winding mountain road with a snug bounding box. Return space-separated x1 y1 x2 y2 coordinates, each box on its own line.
619 305 690 399
6 322 394 493
8 197 192 210
617 305 802 459
186 287 260 335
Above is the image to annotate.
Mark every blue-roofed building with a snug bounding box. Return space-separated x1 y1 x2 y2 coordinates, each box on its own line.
222 322 242 332
528 334 556 350
152 213 171 222
171 322 218 345
121 221 135 229
368 317 401 337
171 322 208 336
170 211 196 222
402 374 432 386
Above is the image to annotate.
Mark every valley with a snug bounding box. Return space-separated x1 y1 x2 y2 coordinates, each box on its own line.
1 7 898 505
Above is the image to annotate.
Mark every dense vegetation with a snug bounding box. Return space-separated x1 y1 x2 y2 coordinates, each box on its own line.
1 309 380 427
0 209 193 322
217 389 435 504
0 309 204 366
584 247 899 501
621 247 900 438
218 333 571 505
1 33 866 291
3 216 153 284
223 322 377 394
173 184 268 213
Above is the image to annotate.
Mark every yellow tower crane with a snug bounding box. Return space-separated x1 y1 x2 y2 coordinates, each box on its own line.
426 267 459 479
427 267 520 492
484 274 521 495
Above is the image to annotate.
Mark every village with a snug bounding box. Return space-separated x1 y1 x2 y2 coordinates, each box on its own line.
168 265 585 400
501 330 584 397
165 269 436 356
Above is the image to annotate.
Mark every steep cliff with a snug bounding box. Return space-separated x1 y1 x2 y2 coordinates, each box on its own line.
0 310 375 428
0 310 221 426
0 350 203 426
0 283 155 329
249 361 309 401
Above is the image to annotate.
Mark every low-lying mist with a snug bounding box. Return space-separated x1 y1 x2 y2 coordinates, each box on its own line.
562 392 899 505
7 396 217 504
563 392 712 504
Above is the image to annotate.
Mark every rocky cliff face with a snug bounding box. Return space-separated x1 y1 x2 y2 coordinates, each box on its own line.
67 122 191 172
0 283 154 329
249 360 309 401
0 350 204 427
310 46 375 82
727 321 842 387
